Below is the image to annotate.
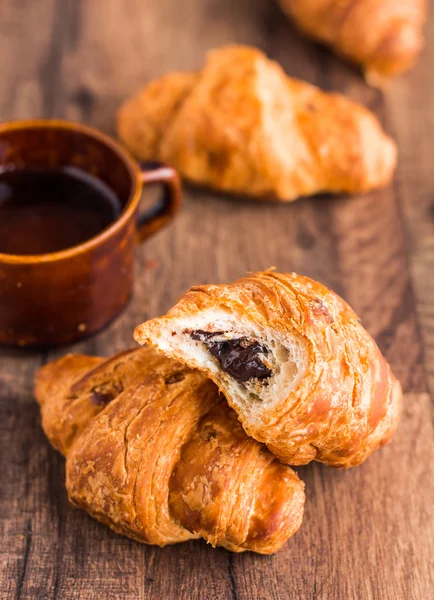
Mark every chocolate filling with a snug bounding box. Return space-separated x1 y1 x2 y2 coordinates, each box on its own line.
191 330 272 383
91 389 117 406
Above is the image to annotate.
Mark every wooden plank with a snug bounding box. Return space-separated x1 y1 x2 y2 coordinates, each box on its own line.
232 393 434 600
383 9 434 395
0 0 432 598
0 3 60 599
0 0 55 119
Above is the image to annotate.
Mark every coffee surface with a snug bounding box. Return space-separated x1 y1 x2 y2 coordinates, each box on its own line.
0 166 121 255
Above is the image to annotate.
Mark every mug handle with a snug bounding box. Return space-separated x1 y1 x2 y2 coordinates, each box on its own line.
136 161 182 243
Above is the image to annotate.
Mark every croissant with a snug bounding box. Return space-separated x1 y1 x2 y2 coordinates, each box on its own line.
135 270 402 468
277 0 426 83
117 45 396 202
35 347 305 554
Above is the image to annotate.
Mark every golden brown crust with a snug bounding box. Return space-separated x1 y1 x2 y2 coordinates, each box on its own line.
169 401 304 553
35 348 184 455
135 271 403 468
117 45 397 202
278 0 426 82
35 347 305 553
117 72 197 162
35 353 105 455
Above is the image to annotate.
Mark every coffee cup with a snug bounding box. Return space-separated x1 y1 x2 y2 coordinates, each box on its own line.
0 119 182 346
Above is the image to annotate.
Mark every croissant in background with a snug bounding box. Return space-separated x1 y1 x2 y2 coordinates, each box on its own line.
117 45 397 203
277 0 426 83
135 270 402 468
35 348 305 554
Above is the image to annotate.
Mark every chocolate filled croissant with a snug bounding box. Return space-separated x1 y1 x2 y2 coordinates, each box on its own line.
35 348 305 554
135 271 402 468
117 45 396 202
277 0 426 83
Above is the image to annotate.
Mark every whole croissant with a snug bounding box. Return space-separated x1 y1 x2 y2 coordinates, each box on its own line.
277 0 426 83
35 347 305 554
117 45 396 202
135 270 402 468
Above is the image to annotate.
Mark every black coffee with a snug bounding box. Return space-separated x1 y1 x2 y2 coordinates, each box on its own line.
0 166 122 255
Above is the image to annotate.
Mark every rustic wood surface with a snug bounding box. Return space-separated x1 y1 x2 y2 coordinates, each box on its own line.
0 1 433 599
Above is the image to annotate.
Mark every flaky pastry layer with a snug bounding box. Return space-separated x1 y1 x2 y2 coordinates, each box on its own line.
117 45 396 202
277 0 426 83
135 271 402 468
35 347 305 554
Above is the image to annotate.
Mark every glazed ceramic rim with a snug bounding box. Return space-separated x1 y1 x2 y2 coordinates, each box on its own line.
0 119 142 264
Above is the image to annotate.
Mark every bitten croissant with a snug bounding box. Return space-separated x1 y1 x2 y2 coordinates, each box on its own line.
277 0 426 83
135 271 402 468
117 45 396 203
35 347 305 554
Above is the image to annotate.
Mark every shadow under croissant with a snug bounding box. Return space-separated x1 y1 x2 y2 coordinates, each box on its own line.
183 179 364 208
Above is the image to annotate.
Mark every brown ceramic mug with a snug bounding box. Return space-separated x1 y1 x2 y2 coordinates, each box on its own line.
0 119 182 347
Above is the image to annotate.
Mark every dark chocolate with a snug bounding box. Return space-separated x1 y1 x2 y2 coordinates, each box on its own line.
91 390 116 406
90 381 123 406
191 331 272 383
191 330 224 342
164 372 186 385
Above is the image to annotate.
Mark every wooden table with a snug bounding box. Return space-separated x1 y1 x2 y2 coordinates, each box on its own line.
1 1 433 599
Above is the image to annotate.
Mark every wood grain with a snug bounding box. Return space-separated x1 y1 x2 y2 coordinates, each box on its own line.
0 0 433 598
384 28 434 397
